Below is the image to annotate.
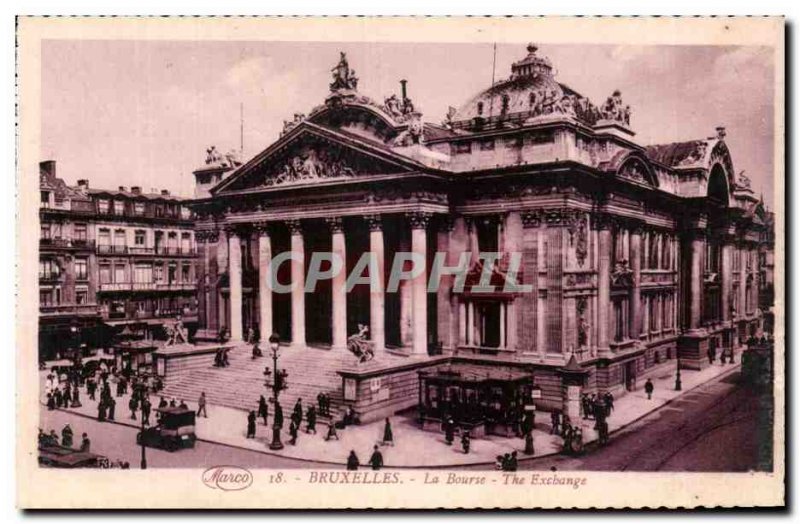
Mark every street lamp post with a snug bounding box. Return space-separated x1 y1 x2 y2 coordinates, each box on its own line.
674 354 682 391
137 384 147 469
265 333 287 451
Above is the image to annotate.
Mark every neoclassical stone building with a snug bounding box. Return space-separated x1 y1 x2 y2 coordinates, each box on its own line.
188 45 767 412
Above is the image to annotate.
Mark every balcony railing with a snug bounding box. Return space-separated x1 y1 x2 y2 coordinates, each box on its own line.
98 245 197 256
39 303 101 316
99 281 197 292
40 238 95 250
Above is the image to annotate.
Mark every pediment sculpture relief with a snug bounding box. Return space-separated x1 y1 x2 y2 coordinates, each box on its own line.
263 147 357 188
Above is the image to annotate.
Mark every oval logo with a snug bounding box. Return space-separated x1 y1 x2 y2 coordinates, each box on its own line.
202 466 253 491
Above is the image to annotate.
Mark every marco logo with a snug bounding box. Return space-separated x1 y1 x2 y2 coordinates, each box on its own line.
202 466 254 491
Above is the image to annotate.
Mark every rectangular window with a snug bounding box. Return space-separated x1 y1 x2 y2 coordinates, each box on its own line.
134 202 145 216
168 263 177 284
154 262 164 283
40 191 49 205
99 264 111 284
181 263 191 283
478 139 495 151
73 224 87 242
40 223 51 240
133 263 153 284
75 289 88 305
114 264 126 283
135 230 146 246
97 199 109 214
114 230 126 250
39 289 52 306
39 259 60 279
113 200 124 215
181 232 191 253
74 258 88 280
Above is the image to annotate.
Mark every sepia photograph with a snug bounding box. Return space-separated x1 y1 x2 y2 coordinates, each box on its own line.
15 16 785 509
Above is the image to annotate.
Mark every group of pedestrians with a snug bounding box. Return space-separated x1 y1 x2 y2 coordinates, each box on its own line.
495 451 519 471
38 424 91 453
581 392 614 420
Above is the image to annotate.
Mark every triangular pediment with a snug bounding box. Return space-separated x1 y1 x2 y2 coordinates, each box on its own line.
212 122 423 195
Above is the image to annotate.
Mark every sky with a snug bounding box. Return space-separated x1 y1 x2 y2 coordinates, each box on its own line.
41 41 776 206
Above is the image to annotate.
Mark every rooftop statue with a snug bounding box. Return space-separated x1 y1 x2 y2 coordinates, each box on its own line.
330 52 359 91
737 170 752 190
600 90 631 126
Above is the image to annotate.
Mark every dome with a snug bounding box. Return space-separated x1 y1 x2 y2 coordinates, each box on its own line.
450 44 602 128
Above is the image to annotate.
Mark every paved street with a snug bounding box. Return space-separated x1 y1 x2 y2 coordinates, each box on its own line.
516 370 773 472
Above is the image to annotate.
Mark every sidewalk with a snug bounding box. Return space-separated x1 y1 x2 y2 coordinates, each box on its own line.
40 359 739 468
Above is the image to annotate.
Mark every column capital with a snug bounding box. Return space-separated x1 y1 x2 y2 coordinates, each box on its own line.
437 215 456 233
254 221 271 236
521 210 542 229
286 219 303 235
591 212 615 231
629 220 646 236
363 214 384 232
224 224 244 237
325 217 345 233
407 211 433 230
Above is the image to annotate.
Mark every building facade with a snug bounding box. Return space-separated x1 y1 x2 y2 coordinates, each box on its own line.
38 160 199 360
189 46 769 409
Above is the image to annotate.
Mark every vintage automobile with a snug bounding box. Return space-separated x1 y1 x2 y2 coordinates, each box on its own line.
136 406 197 451
38 444 107 468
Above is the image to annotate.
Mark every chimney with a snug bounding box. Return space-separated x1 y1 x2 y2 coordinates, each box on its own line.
161 189 170 196
39 160 56 179
131 186 142 195
118 186 127 192
76 179 89 191
716 126 727 140
400 79 408 101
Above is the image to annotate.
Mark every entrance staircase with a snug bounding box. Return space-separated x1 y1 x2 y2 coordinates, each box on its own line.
161 344 357 420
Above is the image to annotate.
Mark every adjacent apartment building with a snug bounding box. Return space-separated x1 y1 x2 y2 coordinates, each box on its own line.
38 160 199 361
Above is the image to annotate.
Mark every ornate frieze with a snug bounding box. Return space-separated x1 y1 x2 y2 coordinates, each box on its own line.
264 147 357 188
520 208 585 229
610 260 634 288
195 229 220 243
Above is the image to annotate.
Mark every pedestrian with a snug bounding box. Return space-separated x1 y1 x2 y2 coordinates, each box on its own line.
141 398 152 426
97 399 107 422
644 378 654 400
53 388 63 408
460 430 471 454
49 429 59 446
381 417 394 446
179 399 188 409
444 416 455 445
603 392 614 416
501 453 511 471
129 395 139 420
197 392 207 418
46 393 55 411
495 455 505 470
317 392 325 415
346 450 359 470
707 346 715 364
61 424 74 448
306 405 317 434
246 410 257 438
322 394 330 417
107 396 116 421
87 378 96 400
258 395 269 425
169 398 177 408
80 433 91 452
550 410 560 435
508 451 518 471
369 445 384 470
158 396 167 409
324 421 339 441
293 398 303 424
289 418 299 445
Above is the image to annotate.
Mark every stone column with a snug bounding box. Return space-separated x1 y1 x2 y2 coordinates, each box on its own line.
399 234 413 347
256 223 273 341
721 241 732 323
364 215 385 352
408 212 432 356
227 226 244 341
328 217 347 350
287 219 306 348
630 224 643 340
595 215 613 354
689 231 705 330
